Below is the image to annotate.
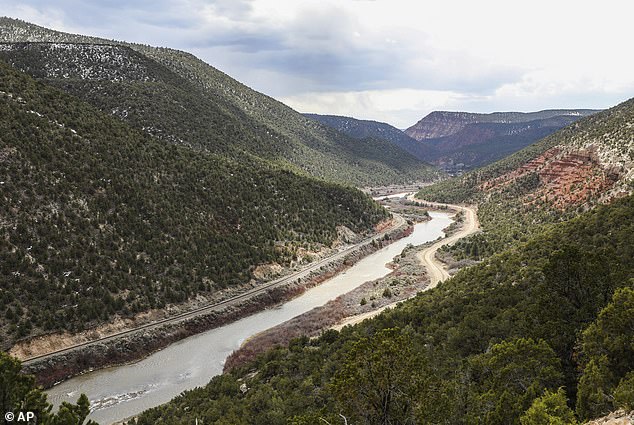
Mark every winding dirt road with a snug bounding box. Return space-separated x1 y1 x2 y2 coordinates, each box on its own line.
415 200 480 288
333 197 479 329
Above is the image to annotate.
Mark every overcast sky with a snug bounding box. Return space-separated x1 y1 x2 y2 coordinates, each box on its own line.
3 0 634 128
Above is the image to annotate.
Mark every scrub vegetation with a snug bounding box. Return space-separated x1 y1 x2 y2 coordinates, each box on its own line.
0 62 387 345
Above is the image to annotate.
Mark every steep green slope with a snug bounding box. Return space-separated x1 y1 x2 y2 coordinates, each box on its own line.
0 42 290 158
132 193 634 425
0 18 439 186
418 98 634 260
305 113 436 162
132 45 438 186
0 61 388 346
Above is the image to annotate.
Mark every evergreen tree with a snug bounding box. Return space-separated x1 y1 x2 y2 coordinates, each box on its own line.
0 351 97 425
520 388 577 425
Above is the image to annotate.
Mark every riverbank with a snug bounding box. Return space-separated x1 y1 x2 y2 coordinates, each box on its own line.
224 201 441 371
334 199 480 329
21 216 412 388
44 208 453 425
224 239 430 371
224 200 479 371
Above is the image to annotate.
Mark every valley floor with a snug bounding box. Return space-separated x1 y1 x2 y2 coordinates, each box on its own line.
226 199 479 370
334 197 479 329
18 215 410 387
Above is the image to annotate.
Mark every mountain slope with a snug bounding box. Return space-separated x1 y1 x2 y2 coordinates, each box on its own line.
0 17 439 186
405 109 598 168
418 97 634 260
305 113 436 161
0 61 389 347
406 109 599 140
132 192 634 425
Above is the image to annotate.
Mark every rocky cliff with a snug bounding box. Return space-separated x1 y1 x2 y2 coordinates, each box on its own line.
585 410 634 425
405 110 598 141
404 109 599 168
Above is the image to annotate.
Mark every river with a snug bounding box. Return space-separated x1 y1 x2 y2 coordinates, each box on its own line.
46 211 453 424
371 191 412 200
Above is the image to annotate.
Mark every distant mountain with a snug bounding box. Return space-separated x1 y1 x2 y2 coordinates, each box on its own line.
418 97 633 260
405 109 599 169
0 17 438 187
406 110 599 140
304 110 601 171
305 113 435 161
0 60 389 346
420 100 633 206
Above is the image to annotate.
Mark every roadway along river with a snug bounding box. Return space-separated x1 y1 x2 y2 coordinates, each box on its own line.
46 211 453 424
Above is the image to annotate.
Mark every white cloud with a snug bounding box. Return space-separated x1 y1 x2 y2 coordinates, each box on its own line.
1 3 68 31
2 0 634 126
281 89 476 129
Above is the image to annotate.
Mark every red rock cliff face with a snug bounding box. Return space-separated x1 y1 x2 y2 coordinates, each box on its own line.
480 147 624 210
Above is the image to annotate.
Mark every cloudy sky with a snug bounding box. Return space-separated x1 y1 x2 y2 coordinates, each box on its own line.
3 0 634 128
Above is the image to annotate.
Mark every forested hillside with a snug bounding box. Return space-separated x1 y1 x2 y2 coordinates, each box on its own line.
305 113 435 162
0 61 389 346
0 18 439 186
418 98 634 260
132 192 634 425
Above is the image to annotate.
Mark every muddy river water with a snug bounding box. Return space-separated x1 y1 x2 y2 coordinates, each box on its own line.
46 211 452 424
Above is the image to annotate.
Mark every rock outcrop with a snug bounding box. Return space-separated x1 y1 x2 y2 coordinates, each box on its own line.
405 110 598 141
481 146 625 210
404 110 599 168
585 410 634 425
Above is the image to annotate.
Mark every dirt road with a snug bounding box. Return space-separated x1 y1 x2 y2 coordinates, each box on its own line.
416 200 480 287
333 197 479 329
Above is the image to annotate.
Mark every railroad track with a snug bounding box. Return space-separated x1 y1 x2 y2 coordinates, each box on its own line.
22 214 405 365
